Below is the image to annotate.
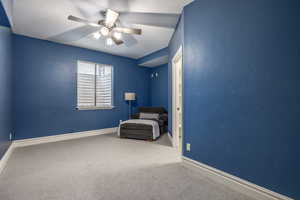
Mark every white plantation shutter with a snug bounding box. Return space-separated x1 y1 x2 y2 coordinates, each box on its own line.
96 65 113 107
77 61 96 108
77 61 113 109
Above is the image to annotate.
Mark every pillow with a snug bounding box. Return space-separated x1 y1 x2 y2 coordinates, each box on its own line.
139 112 159 120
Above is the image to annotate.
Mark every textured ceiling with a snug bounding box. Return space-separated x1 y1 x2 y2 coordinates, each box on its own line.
7 0 193 59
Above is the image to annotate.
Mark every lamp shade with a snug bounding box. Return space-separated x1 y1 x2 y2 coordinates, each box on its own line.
124 92 136 101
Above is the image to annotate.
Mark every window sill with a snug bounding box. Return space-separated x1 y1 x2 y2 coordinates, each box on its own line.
76 106 115 110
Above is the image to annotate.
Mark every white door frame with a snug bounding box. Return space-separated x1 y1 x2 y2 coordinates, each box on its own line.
172 46 183 155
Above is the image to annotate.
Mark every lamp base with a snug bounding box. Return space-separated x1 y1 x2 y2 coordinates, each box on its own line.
128 101 132 119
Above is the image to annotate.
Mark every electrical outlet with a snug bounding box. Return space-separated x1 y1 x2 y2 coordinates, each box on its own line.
9 133 12 141
186 143 191 152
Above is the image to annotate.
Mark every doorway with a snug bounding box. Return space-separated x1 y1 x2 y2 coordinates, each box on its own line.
172 46 183 155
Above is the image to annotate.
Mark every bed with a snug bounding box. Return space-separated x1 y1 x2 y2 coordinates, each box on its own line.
118 107 168 141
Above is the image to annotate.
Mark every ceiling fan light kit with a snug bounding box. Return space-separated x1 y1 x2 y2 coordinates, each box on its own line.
67 7 178 47
93 32 101 39
114 32 122 40
100 27 110 36
106 38 113 46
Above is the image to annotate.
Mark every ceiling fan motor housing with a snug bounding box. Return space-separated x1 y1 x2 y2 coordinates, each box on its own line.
98 20 117 31
67 8 143 46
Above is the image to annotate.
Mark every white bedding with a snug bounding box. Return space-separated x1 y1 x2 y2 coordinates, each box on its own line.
118 119 160 139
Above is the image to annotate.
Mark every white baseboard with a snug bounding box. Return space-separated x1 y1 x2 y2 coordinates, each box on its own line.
13 127 118 148
0 143 15 174
2 129 291 200
182 156 293 200
167 132 173 146
0 127 117 175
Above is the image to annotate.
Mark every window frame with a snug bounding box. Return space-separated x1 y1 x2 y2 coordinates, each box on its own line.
76 60 114 110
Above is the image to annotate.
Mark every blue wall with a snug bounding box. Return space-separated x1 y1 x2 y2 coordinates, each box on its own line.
13 35 151 140
183 0 300 199
168 14 184 134
150 64 168 110
0 1 10 28
0 26 12 159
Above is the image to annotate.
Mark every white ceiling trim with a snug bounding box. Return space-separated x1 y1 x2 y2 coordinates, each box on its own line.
139 55 169 67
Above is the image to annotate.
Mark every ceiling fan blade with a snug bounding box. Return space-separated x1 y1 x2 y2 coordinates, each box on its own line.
122 34 138 47
119 12 180 28
68 15 101 27
114 27 142 35
111 36 124 45
48 25 99 43
105 9 119 28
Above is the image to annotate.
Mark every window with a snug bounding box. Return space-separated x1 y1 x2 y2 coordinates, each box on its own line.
77 61 113 110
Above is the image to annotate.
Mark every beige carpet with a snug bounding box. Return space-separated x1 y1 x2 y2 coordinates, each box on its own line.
0 133 257 200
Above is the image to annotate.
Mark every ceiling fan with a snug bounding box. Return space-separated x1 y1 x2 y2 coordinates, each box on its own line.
68 9 142 46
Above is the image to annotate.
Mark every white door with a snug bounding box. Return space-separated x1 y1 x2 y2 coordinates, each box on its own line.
172 47 183 154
